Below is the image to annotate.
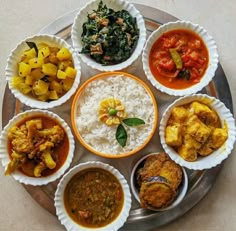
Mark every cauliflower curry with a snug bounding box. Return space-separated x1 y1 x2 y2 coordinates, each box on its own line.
6 115 68 177
165 101 228 161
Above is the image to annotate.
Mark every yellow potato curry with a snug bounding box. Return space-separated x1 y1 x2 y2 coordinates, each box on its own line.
64 168 124 228
165 101 228 161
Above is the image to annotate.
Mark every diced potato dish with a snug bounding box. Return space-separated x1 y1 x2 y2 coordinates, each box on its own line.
11 41 77 102
165 101 228 162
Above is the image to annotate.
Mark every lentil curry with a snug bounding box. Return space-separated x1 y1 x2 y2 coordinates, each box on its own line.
64 168 124 228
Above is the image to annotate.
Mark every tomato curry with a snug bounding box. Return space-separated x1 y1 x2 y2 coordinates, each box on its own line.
149 29 209 89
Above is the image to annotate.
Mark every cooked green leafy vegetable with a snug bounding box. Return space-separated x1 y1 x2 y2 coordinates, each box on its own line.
80 0 139 65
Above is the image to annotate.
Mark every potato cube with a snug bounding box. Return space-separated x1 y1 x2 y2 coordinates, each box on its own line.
38 46 50 59
25 75 34 85
49 90 59 100
37 92 49 101
56 47 71 61
178 144 198 162
61 78 74 91
31 68 44 80
22 48 36 62
28 58 44 69
18 62 31 77
18 83 32 94
57 70 67 79
171 106 188 122
11 76 24 87
183 134 201 150
33 80 49 95
42 63 57 76
189 101 218 125
211 127 228 149
165 124 182 146
198 141 213 156
50 80 63 93
65 67 76 78
186 115 211 143
58 60 73 70
48 53 59 64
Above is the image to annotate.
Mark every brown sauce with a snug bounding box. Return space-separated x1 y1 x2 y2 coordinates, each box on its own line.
64 168 124 228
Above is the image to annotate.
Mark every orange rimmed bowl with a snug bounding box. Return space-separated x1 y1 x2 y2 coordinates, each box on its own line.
71 72 158 158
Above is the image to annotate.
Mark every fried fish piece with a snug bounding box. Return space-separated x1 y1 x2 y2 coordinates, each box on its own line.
140 181 176 209
159 160 183 190
136 153 182 191
136 153 169 185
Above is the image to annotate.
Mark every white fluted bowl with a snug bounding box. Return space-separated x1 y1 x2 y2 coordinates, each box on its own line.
6 34 81 109
142 20 219 96
55 161 132 231
71 0 146 72
159 94 236 170
0 109 75 185
130 153 188 211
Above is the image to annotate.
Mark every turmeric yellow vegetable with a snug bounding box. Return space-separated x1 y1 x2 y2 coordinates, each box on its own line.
14 42 75 101
56 47 71 61
65 66 76 78
18 62 31 77
57 70 67 79
11 76 25 87
18 83 32 94
31 68 44 80
25 75 34 85
49 90 59 100
33 80 49 95
38 46 50 59
50 80 63 93
28 58 44 68
21 48 36 62
42 63 57 76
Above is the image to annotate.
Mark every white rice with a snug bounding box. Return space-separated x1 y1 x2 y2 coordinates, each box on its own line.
76 75 155 155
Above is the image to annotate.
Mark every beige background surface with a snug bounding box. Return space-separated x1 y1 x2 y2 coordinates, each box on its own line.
0 0 236 230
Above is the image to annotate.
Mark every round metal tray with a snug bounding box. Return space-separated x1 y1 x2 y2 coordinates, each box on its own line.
2 4 233 230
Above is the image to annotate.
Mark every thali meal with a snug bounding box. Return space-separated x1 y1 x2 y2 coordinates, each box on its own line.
72 73 157 157
64 167 124 228
165 101 228 161
1 2 235 230
80 1 139 65
149 29 209 89
5 115 68 177
135 153 184 210
11 41 76 102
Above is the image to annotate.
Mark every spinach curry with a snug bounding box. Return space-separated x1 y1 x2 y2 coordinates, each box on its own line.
80 1 139 65
64 168 124 228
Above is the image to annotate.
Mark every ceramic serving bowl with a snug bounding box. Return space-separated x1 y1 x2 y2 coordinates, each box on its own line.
6 34 81 109
130 152 188 211
71 0 146 72
142 20 219 96
71 71 158 158
0 109 75 185
159 94 236 170
55 161 131 231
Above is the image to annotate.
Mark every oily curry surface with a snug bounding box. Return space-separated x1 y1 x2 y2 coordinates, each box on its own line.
64 168 124 228
149 29 209 89
7 115 69 177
